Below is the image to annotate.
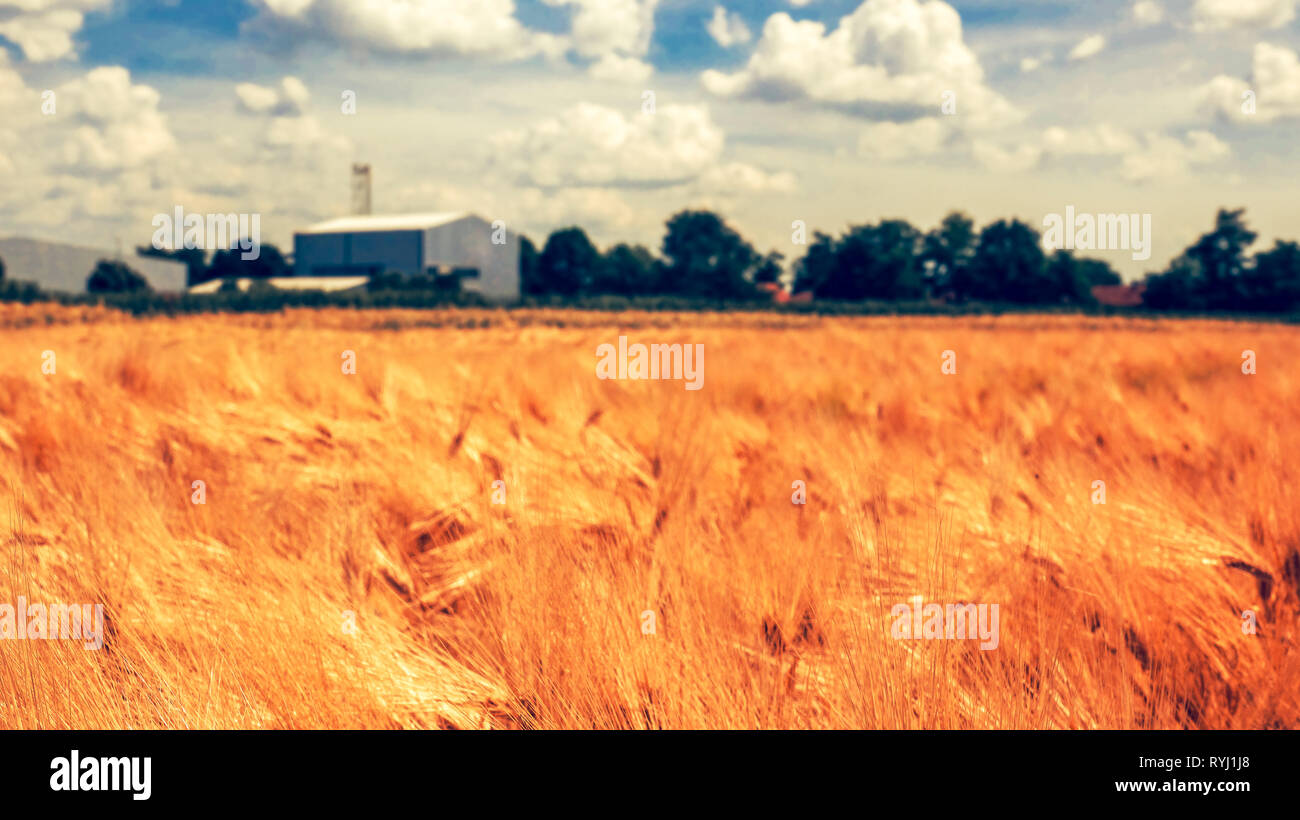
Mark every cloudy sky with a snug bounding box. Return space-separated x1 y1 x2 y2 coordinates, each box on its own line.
1 0 1298 278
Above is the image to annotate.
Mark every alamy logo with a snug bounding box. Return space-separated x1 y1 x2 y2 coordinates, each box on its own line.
151 206 261 260
0 597 104 650
890 596 1000 650
50 750 151 801
1041 205 1152 261
596 336 704 391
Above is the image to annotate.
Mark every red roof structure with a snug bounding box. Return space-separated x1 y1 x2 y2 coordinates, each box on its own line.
1091 283 1146 307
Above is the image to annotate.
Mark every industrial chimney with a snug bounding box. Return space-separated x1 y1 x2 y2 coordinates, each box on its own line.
350 163 372 216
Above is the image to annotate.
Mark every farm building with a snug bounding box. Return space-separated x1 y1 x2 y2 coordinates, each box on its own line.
1091 283 1146 307
293 212 519 301
0 236 187 293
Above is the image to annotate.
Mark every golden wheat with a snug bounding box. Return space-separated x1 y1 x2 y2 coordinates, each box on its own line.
0 305 1295 728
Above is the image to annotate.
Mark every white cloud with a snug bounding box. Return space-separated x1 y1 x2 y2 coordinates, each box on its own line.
587 53 653 83
235 76 311 116
1131 1 1164 26
262 114 349 156
1068 34 1106 62
480 100 796 222
260 0 315 14
0 1 110 62
971 140 1041 173
54 67 176 172
972 126 1230 182
543 0 659 59
1041 124 1138 156
516 186 639 234
1119 130 1229 182
388 179 641 241
245 0 560 60
1019 56 1042 73
234 83 279 114
695 162 796 194
488 102 725 187
858 117 948 160
700 0 1019 129
0 49 34 110
707 6 751 48
231 77 351 161
1199 42 1300 123
1192 0 1296 31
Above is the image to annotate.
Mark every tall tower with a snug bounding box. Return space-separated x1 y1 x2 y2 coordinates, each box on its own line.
350 163 372 216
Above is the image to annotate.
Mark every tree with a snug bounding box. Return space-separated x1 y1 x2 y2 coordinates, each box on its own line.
537 227 600 296
965 219 1053 303
660 209 761 299
1187 208 1257 309
87 259 151 293
834 220 925 300
923 211 976 296
753 250 785 285
1046 251 1089 304
1141 253 1203 310
790 221 926 301
1075 257 1122 287
0 254 6 283
519 235 543 295
792 231 839 297
811 220 925 301
1243 240 1300 312
1046 251 1122 305
1141 210 1259 311
593 243 658 295
207 243 291 281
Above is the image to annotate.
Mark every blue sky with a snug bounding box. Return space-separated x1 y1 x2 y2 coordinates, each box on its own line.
52 1 1108 76
1 0 1299 279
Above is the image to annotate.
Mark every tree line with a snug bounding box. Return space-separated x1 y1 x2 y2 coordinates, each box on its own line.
517 207 1299 313
1 207 1297 314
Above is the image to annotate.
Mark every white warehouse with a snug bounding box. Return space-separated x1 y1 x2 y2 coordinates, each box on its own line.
292 212 520 301
0 237 187 293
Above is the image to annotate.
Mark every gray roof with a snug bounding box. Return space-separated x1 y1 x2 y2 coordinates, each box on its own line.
0 237 188 293
298 212 471 234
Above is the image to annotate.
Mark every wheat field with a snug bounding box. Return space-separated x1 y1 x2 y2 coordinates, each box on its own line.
0 304 1296 729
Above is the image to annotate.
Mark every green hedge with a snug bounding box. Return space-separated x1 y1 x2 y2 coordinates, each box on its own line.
3 279 1299 323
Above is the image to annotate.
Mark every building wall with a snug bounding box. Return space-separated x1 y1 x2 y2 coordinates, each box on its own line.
293 216 520 301
294 229 423 277
0 237 187 292
424 216 519 302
